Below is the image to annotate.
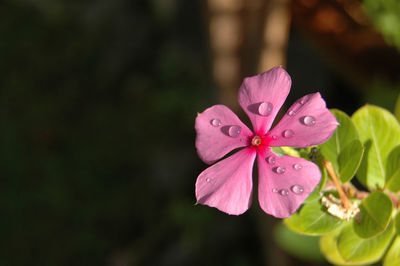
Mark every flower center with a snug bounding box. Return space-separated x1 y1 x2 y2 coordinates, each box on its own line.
251 135 262 146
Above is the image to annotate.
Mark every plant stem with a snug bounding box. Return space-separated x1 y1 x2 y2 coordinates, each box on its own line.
322 160 351 209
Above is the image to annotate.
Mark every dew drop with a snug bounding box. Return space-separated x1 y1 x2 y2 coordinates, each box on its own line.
210 118 221 127
258 102 273 116
300 116 316 127
228 125 241 137
271 135 278 140
273 166 286 174
287 110 295 116
279 189 289 196
206 178 211 183
272 188 278 193
291 185 304 195
293 163 302 170
282 129 294 138
266 156 276 165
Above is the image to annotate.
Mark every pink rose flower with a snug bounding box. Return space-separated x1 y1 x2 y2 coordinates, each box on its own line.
195 66 338 218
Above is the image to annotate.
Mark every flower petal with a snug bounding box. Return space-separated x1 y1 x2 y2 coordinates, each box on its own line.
238 66 291 135
195 104 253 164
257 149 321 218
195 148 256 215
268 93 338 147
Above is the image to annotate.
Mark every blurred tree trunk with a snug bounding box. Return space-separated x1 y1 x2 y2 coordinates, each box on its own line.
206 0 291 265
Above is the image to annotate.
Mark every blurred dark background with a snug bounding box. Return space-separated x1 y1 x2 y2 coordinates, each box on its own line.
0 0 399 265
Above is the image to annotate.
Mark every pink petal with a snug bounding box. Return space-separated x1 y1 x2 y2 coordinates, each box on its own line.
195 148 256 215
238 66 291 135
195 104 253 164
257 149 321 218
268 93 338 147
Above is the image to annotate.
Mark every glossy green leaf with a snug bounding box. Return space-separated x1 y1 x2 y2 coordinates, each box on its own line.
383 236 400 266
320 228 350 265
386 145 400 192
337 139 364 183
395 212 400 236
352 105 400 189
274 223 324 263
320 109 360 176
303 185 321 204
284 200 343 236
337 222 394 264
353 191 393 238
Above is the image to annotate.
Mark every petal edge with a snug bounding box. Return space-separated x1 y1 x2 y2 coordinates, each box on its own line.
268 93 338 147
196 148 256 215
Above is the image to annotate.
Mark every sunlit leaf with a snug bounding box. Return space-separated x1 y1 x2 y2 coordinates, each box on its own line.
352 105 400 189
337 139 364 183
284 200 343 235
386 145 400 192
395 212 400 236
337 222 394 264
320 229 350 265
383 236 400 266
353 191 392 238
320 109 360 176
304 166 327 204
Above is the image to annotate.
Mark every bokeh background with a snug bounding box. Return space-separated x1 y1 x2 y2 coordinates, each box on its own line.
1 0 400 265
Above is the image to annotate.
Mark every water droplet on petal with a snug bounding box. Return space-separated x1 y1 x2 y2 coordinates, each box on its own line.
272 135 278 140
300 95 310 104
228 125 241 137
272 188 278 193
291 185 304 195
273 166 286 174
210 118 221 127
293 163 302 170
279 189 289 196
258 102 273 116
300 116 316 127
266 156 276 164
206 178 211 183
282 129 294 138
287 110 295 116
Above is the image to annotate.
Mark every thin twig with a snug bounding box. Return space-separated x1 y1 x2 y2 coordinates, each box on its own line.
322 160 351 209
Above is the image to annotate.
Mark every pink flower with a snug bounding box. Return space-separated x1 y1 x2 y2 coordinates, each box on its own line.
195 66 338 218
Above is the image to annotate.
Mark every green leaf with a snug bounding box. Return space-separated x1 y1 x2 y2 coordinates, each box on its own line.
353 191 393 238
395 212 400 235
386 145 400 192
395 94 400 121
337 139 364 183
279 146 300 157
320 228 350 265
384 236 400 266
303 185 322 203
337 222 394 264
320 109 360 175
304 165 327 204
352 105 400 189
274 223 325 263
284 200 343 236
